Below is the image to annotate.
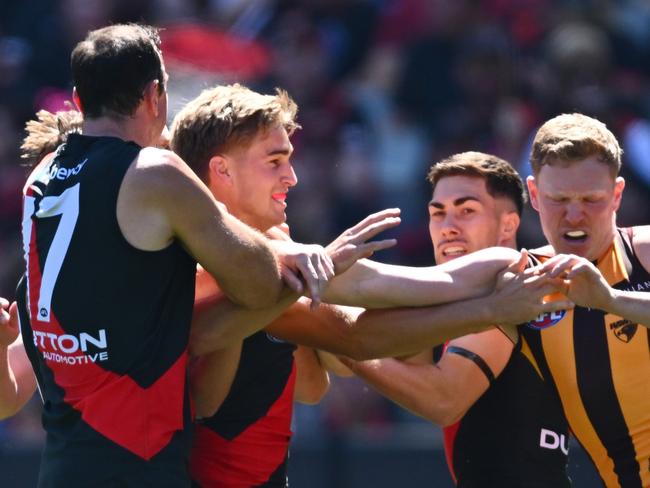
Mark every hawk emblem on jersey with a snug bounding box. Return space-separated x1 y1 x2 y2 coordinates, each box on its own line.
609 319 637 343
527 310 567 330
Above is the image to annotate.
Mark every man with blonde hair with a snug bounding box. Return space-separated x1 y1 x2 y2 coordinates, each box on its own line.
170 85 572 487
523 113 650 488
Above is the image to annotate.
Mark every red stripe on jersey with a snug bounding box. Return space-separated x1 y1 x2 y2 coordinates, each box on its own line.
26 226 187 460
443 421 460 484
190 363 296 487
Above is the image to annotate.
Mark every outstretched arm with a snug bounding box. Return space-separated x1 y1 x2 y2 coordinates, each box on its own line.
343 328 514 426
267 260 571 359
189 211 400 355
0 300 37 419
323 246 523 308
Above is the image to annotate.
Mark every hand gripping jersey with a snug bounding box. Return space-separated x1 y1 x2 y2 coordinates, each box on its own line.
522 228 650 488
442 342 570 487
190 330 297 487
17 134 196 487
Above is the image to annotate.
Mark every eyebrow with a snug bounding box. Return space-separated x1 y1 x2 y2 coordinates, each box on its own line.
429 196 482 209
267 148 291 157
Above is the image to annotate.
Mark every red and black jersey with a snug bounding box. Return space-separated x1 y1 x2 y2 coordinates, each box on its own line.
442 339 571 487
17 134 196 487
190 330 297 487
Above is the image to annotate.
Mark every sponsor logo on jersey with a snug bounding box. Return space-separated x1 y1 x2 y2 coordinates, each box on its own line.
539 428 569 455
609 318 638 343
33 328 109 365
621 280 650 292
527 310 567 330
47 158 87 181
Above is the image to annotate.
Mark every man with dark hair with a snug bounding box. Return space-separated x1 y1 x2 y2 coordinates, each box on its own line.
15 23 334 487
345 152 571 487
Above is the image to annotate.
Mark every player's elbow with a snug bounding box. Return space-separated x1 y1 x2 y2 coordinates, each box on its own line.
421 398 466 427
296 377 329 405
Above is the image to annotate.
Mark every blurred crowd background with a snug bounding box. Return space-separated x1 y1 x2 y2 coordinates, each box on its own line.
1 0 649 485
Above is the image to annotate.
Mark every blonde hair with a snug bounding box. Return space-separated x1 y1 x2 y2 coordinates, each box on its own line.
170 83 300 180
21 106 83 166
530 113 622 176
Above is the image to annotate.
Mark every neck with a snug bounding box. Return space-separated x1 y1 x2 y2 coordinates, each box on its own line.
82 115 153 148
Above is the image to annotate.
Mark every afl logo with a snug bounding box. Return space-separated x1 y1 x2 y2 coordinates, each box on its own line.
527 310 567 330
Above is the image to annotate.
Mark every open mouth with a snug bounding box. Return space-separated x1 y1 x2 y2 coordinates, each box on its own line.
442 245 467 257
563 230 587 242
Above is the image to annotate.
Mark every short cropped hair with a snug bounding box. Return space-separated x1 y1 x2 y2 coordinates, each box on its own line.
71 23 165 118
170 83 300 181
530 113 622 177
427 151 527 215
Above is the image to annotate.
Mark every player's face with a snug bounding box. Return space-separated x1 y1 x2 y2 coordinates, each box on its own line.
428 175 512 264
226 125 297 231
527 156 625 261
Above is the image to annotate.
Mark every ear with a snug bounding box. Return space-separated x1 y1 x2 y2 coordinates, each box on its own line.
613 176 625 212
526 175 540 211
143 80 162 117
72 87 84 113
499 212 520 245
208 154 232 186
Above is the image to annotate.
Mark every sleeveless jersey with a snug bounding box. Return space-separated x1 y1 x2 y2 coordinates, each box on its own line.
190 330 297 487
522 228 650 488
442 341 570 487
17 134 196 487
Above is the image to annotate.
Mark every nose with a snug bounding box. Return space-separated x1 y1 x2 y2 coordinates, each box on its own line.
440 214 460 238
564 201 584 224
283 164 298 188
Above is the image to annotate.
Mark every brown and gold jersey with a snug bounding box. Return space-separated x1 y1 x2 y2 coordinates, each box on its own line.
521 228 650 488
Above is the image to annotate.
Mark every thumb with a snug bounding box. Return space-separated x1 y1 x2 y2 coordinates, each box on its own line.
281 267 303 294
9 302 19 331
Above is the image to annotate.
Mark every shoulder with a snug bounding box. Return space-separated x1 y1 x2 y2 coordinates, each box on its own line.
127 148 204 201
630 226 650 272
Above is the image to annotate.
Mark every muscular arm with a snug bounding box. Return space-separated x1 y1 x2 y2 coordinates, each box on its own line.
323 247 521 308
344 329 514 426
293 346 329 404
0 302 37 419
118 148 283 309
190 343 242 419
266 258 569 359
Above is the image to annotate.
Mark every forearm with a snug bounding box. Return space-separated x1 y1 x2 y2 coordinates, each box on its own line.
344 295 497 359
606 289 650 328
0 342 35 419
323 247 520 308
293 346 329 405
0 346 18 419
190 288 300 356
345 358 460 426
190 343 243 418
